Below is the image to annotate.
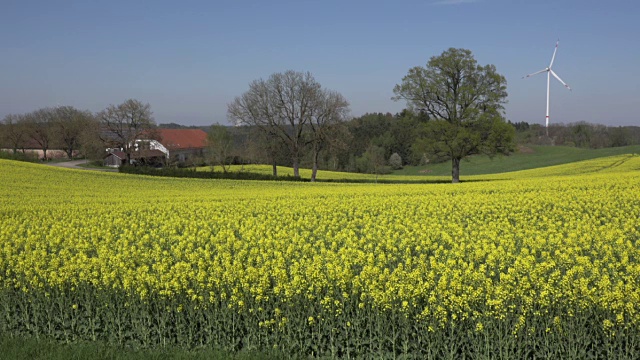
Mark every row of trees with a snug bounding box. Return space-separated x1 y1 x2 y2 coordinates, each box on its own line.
0 99 157 163
511 121 640 148
221 48 638 182
1 106 97 160
227 49 515 182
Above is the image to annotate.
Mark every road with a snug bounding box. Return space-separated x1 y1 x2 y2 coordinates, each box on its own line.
46 159 118 172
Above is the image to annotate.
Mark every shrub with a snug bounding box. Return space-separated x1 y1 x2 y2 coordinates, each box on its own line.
389 152 403 170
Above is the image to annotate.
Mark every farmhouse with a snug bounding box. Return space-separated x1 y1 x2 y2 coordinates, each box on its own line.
103 149 167 167
156 129 208 164
104 128 208 166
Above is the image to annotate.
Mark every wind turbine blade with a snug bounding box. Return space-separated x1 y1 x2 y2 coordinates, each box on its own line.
550 69 571 90
549 40 559 68
522 68 548 79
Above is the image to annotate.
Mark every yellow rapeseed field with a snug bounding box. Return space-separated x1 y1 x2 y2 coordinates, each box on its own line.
1 155 639 358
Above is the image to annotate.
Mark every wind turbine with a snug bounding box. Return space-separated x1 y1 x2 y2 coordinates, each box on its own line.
523 40 571 136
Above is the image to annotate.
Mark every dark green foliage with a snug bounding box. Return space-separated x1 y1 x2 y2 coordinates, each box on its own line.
514 122 640 149
355 145 391 177
2 285 640 359
332 111 425 172
0 334 290 360
393 48 516 182
118 166 306 182
0 150 39 162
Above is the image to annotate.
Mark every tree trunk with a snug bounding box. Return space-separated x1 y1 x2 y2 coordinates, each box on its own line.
310 148 319 182
66 148 74 159
452 157 460 183
42 148 48 161
292 157 300 178
272 160 277 177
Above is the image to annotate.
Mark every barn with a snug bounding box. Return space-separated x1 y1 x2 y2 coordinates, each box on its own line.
103 151 126 167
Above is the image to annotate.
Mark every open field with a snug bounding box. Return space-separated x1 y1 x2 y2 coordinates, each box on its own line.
199 145 640 181
395 145 640 176
1 153 640 358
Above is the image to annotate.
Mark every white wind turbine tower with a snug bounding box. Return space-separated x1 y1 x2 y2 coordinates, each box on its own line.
523 40 572 136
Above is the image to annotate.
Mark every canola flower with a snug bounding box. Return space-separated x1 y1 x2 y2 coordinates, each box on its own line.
1 155 639 357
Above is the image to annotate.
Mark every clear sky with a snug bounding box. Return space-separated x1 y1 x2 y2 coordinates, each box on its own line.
2 0 639 126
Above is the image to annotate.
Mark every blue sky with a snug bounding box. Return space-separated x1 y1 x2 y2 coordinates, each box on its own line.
2 0 639 126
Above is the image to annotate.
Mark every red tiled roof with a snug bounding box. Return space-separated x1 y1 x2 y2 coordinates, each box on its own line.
157 129 208 150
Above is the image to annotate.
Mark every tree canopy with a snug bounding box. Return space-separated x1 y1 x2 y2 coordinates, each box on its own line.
393 48 515 183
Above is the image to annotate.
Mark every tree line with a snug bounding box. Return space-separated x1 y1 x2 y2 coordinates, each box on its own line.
0 99 158 163
2 48 639 183
0 106 99 161
510 121 640 148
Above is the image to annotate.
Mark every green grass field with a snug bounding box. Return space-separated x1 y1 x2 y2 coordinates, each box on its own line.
0 335 288 360
200 145 640 181
393 145 640 176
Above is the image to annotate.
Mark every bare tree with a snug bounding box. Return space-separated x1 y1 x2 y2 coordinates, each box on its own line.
24 108 56 160
247 127 287 176
78 117 105 161
53 106 94 159
307 90 350 182
228 70 330 178
1 114 28 154
207 123 233 173
97 99 156 165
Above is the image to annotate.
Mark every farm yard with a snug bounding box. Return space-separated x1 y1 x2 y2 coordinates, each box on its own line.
1 154 640 359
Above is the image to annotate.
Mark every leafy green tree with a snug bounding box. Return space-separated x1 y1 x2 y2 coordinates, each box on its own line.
389 110 424 165
356 145 390 181
393 48 515 183
346 113 393 159
610 126 632 147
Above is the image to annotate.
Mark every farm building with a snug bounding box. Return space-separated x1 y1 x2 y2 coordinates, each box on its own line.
156 129 208 164
103 151 126 167
103 149 167 167
105 128 209 166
